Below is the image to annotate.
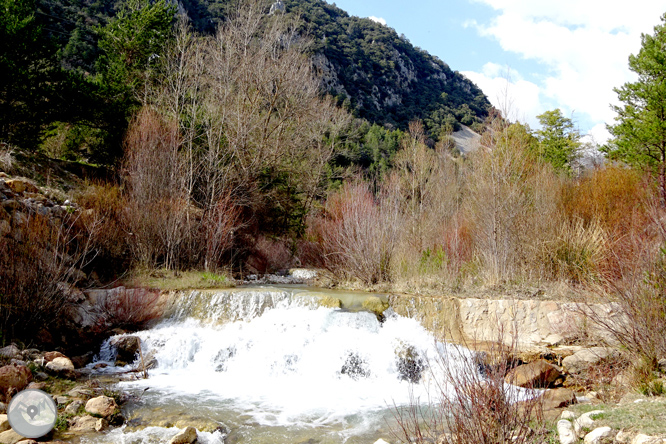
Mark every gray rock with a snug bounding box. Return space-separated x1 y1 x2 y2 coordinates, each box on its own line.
65 400 84 415
0 346 21 360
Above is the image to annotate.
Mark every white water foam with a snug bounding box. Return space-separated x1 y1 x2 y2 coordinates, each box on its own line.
90 291 535 443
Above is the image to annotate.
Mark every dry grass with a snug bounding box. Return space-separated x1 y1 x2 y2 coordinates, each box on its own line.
0 143 13 172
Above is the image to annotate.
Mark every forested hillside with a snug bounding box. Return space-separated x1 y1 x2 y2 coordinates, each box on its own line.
4 0 490 161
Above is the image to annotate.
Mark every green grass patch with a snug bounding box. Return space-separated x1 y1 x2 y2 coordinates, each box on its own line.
123 268 235 291
571 397 666 435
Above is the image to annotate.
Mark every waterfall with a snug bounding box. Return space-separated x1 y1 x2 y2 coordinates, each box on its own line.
88 288 482 444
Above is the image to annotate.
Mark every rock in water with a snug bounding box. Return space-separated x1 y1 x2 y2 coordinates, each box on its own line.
169 426 198 444
110 336 141 364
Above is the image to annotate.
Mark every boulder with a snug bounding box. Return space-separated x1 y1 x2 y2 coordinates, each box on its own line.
169 426 198 444
557 419 577 444
584 427 612 444
109 336 141 365
70 352 94 369
0 346 21 361
45 358 76 380
562 347 619 374
85 395 117 418
541 388 577 411
0 365 32 400
4 179 38 194
505 359 562 388
0 429 24 444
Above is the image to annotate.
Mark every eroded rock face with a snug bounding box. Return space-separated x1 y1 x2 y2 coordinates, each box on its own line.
505 359 563 388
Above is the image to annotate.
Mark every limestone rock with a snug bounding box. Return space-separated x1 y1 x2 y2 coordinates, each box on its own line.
561 410 576 420
632 435 665 444
583 426 612 444
109 336 141 364
85 395 117 418
0 415 8 433
505 359 562 388
0 429 24 444
69 415 100 432
0 365 32 400
557 419 576 444
45 357 76 379
562 347 619 374
574 410 604 437
169 426 198 444
541 388 576 411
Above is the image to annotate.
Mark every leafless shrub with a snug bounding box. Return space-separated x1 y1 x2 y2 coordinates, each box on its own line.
123 107 190 270
95 287 162 332
0 212 98 342
310 180 401 285
391 334 545 444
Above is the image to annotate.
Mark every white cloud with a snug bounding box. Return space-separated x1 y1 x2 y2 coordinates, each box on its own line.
369 16 387 26
464 0 664 141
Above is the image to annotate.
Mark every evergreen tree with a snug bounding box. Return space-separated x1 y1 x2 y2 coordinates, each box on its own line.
535 109 580 173
603 14 666 205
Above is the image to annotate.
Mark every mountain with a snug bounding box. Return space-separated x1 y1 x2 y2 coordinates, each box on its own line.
34 0 492 139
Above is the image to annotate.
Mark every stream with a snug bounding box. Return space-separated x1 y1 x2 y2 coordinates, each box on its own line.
81 286 483 444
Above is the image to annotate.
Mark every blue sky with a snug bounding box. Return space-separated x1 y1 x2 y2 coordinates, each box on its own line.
328 0 666 143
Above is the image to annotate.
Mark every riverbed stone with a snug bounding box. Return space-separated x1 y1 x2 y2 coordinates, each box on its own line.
0 429 24 444
65 400 85 415
45 357 76 379
85 396 117 418
169 426 198 444
69 415 103 432
584 426 612 444
574 410 604 437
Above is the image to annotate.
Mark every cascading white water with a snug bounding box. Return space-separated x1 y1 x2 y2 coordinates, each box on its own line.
85 288 483 444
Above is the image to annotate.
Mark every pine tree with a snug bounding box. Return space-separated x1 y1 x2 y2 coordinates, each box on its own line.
604 14 666 205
